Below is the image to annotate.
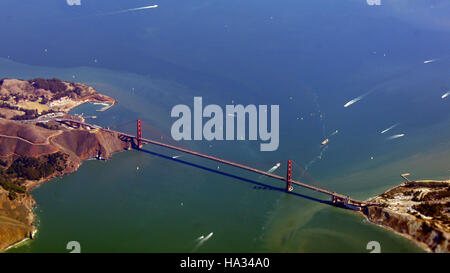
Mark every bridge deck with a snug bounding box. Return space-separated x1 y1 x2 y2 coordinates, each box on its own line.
56 119 370 205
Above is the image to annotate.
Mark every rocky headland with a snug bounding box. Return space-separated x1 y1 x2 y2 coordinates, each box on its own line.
0 78 127 251
362 180 450 253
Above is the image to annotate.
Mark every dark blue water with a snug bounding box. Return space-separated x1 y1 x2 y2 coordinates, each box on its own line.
1 0 449 252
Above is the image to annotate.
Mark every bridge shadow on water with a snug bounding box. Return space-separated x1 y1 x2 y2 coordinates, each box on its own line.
139 148 332 206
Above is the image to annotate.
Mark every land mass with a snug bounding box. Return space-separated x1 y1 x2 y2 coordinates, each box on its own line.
362 180 450 253
0 78 127 251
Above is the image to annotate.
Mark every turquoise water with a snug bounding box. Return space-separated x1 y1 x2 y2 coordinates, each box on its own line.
1 0 449 252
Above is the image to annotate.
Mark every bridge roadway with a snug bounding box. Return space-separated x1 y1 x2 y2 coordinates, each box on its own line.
55 118 370 206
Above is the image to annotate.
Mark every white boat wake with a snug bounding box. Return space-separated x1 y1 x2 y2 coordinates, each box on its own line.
380 123 399 134
192 232 214 252
304 145 328 171
386 134 405 140
104 5 158 16
424 59 437 64
267 163 281 173
257 163 281 180
329 129 339 137
344 96 363 108
344 91 372 108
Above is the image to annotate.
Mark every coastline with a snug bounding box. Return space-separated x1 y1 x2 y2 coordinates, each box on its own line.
0 80 125 252
3 229 37 252
92 101 114 112
64 99 115 115
0 142 129 252
360 179 450 253
358 209 431 253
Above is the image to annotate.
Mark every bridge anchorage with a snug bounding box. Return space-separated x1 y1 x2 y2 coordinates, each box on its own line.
54 118 373 211
115 120 143 150
117 134 135 150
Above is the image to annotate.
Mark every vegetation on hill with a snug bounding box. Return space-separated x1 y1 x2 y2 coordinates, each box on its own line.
422 187 450 202
0 152 68 200
0 174 26 200
28 78 84 100
0 78 115 122
405 181 449 188
35 122 60 130
29 78 67 94
413 202 450 223
6 152 68 180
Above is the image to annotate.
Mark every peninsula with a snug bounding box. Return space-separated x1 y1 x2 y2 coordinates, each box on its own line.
0 78 127 251
362 179 450 253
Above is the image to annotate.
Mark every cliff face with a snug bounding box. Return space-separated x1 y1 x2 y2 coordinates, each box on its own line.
364 180 450 253
364 206 449 252
53 129 127 161
0 187 36 251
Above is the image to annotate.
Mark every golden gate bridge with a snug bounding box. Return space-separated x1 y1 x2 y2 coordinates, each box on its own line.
56 118 375 211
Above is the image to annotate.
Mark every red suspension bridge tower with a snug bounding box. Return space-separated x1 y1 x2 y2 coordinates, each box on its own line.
286 159 293 192
137 119 143 148
54 118 370 210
